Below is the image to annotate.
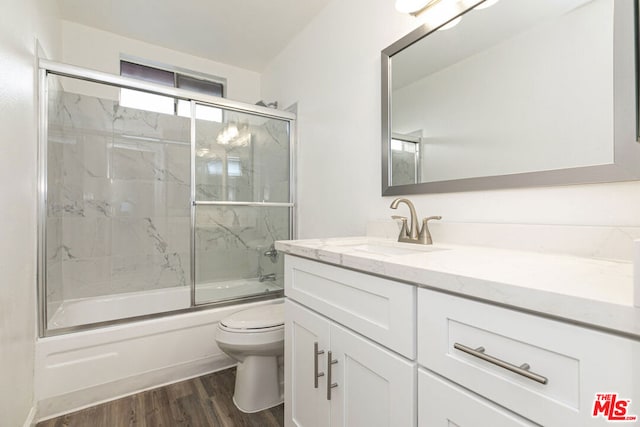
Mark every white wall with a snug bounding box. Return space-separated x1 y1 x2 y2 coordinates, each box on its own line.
261 0 640 239
61 20 261 104
0 0 61 425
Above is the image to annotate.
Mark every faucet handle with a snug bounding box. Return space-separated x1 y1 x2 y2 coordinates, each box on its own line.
419 216 442 245
391 215 409 239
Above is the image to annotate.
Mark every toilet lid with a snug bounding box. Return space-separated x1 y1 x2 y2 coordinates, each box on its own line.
220 303 284 330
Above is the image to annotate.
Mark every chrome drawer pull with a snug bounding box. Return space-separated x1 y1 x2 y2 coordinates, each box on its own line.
453 342 548 385
314 342 325 388
327 351 338 400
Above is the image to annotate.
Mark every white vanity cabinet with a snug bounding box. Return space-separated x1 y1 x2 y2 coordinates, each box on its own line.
283 253 640 427
284 256 415 427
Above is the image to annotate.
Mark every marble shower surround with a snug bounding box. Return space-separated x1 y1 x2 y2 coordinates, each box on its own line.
391 148 417 186
47 88 191 300
46 80 291 304
195 205 289 286
192 109 291 289
194 111 290 203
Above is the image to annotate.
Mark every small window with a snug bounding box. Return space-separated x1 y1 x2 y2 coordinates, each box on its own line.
176 74 222 97
120 61 224 121
121 61 174 86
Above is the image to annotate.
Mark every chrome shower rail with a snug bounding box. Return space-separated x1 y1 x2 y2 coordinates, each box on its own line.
193 201 294 207
37 59 296 337
39 59 296 121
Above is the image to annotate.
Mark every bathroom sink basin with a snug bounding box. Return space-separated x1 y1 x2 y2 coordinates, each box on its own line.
334 241 446 256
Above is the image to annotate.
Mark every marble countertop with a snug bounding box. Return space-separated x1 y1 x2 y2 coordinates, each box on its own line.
275 237 640 339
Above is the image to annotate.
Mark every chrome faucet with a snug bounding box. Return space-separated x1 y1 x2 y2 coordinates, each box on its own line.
390 198 441 245
259 273 277 282
263 244 278 263
390 198 419 240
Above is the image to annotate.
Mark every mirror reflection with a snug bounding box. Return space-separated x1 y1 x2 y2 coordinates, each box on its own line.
391 135 421 185
386 0 638 191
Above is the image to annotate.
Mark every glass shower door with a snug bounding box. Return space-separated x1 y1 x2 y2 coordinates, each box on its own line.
39 61 296 336
44 74 192 330
193 104 291 305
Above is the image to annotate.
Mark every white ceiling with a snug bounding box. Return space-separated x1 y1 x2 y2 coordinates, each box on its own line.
58 0 332 72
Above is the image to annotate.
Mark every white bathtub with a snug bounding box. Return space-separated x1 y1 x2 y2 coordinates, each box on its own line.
36 284 284 422
48 279 282 329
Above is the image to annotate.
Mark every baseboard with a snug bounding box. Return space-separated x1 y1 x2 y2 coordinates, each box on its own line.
36 354 234 422
23 405 37 427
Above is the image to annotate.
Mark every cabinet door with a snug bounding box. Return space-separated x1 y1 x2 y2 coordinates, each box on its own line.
285 300 331 427
329 323 415 427
418 369 537 427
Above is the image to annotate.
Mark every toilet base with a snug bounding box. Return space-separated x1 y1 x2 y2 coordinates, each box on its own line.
233 355 283 413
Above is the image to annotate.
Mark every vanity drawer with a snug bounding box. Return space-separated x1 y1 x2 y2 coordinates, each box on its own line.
285 255 415 358
417 288 640 426
418 368 536 427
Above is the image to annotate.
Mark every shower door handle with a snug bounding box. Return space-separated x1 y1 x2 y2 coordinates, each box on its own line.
313 342 325 388
326 351 338 400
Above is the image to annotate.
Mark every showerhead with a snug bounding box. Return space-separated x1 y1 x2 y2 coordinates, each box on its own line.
255 100 278 109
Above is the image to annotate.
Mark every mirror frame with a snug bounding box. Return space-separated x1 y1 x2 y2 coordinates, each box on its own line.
382 0 640 195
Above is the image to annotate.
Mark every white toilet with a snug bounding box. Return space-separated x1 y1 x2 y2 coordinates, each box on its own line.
215 302 285 413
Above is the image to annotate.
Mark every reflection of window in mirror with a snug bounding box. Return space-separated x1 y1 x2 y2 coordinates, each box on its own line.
390 135 421 186
227 157 243 177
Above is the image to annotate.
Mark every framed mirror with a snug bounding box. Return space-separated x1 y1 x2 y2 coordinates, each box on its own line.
382 0 640 195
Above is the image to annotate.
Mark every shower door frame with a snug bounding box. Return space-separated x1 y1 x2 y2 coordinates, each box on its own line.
37 59 297 338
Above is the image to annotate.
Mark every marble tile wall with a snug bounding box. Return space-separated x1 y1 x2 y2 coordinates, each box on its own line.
192 112 290 299
47 85 191 300
194 206 289 288
46 89 65 317
391 149 417 186
252 118 291 202
46 79 291 307
194 113 290 203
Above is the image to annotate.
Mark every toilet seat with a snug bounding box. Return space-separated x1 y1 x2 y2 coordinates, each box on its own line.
219 303 284 333
218 323 284 333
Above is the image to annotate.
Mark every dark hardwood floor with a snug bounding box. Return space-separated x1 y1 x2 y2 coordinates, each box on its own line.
37 368 284 427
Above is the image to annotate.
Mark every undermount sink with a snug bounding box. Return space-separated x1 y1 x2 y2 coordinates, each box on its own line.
334 241 447 256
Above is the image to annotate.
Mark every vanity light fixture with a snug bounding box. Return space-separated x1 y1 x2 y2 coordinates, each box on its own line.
395 0 499 16
395 0 463 30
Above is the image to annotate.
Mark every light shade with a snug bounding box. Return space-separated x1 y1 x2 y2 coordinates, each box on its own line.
395 0 431 14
